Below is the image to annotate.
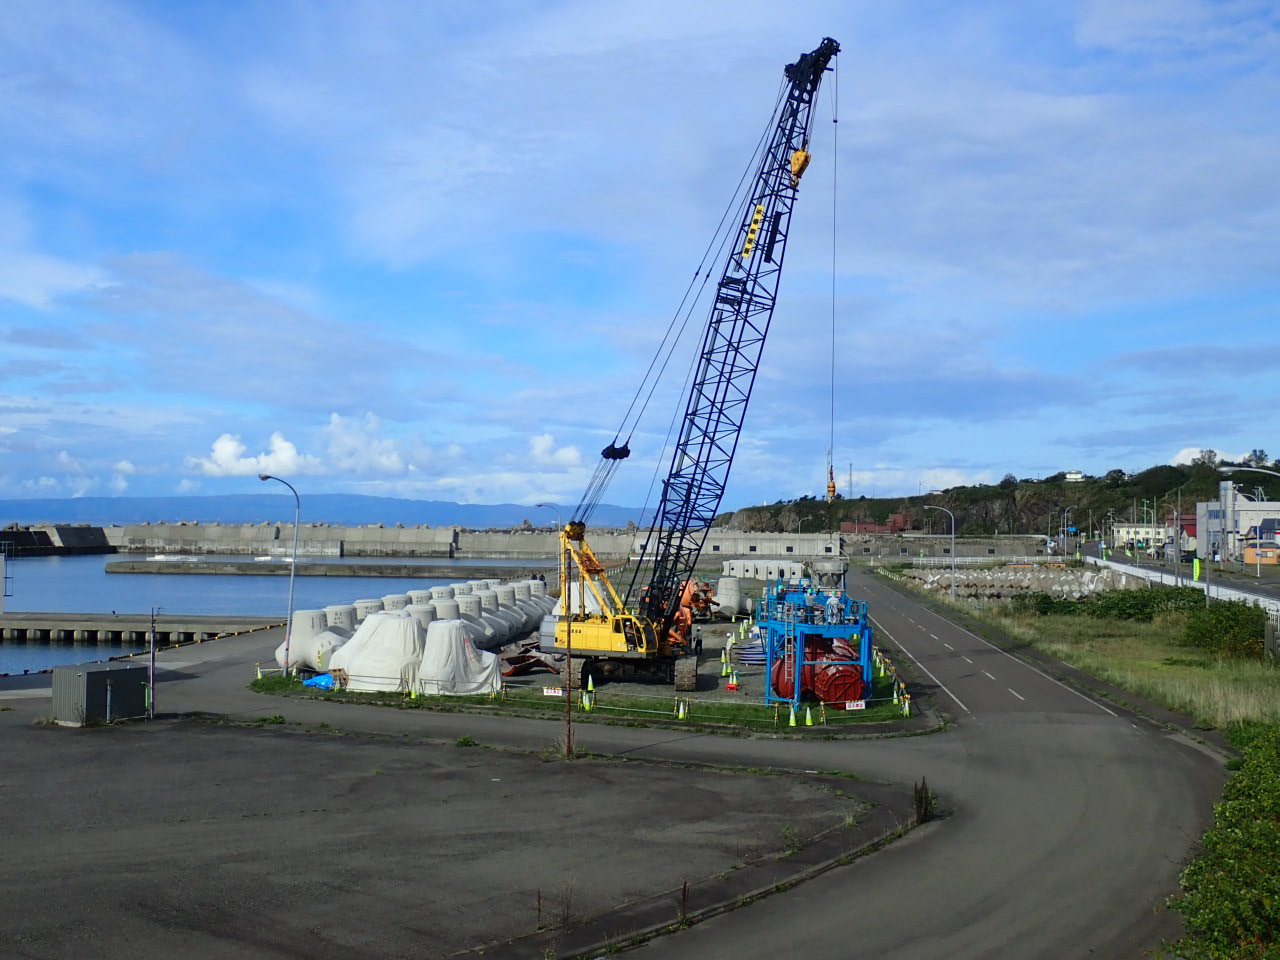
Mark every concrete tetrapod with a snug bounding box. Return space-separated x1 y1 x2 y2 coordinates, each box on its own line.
324 604 357 631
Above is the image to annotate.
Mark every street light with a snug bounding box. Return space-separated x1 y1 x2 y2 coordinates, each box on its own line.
534 502 563 530
258 474 300 678
923 505 956 600
1218 466 1280 579
537 502 574 758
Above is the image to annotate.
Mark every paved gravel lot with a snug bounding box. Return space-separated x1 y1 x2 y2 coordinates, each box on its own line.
1 716 862 959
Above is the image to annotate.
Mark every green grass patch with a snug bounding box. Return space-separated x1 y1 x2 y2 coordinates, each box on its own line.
249 670 903 731
889 578 1280 732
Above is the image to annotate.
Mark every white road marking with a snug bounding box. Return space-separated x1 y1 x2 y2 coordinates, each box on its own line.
909 603 1118 717
1008 688 1026 701
930 633 939 640
983 671 997 680
943 642 954 650
870 616 974 718
961 656 973 664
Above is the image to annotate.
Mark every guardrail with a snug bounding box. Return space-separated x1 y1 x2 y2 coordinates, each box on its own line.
1083 556 1280 625
911 556 1062 568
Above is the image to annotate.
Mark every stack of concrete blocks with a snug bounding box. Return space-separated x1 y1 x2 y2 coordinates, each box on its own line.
719 559 806 580
898 566 1135 601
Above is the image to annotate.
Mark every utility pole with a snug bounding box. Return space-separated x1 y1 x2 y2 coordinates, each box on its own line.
148 606 160 720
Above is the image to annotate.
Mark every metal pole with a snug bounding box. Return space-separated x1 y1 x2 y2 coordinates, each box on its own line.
923 505 955 600
259 474 300 679
148 606 158 719
537 503 572 758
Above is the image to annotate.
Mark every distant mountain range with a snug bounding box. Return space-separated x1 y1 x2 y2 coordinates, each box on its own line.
0 494 651 530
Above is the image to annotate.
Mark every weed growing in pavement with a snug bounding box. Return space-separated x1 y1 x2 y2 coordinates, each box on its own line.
913 777 938 824
256 714 286 725
455 735 478 747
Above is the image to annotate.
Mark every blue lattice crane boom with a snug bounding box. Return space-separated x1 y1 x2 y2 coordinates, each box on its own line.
542 38 839 690
633 37 839 637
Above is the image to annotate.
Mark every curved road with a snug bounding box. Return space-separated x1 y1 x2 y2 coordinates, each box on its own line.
6 568 1224 958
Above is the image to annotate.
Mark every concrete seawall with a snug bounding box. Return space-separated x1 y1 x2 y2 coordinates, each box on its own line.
105 560 555 578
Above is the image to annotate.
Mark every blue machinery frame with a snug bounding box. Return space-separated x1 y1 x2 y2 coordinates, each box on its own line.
757 576 874 709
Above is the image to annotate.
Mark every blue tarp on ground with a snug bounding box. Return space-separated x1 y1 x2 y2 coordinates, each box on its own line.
303 673 336 690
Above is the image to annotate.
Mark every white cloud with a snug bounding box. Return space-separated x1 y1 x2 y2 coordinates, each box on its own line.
176 478 200 493
529 433 581 468
114 459 136 474
0 252 103 310
0 200 104 309
1170 447 1246 466
54 449 82 472
186 432 324 478
323 413 406 474
22 476 58 492
110 472 128 494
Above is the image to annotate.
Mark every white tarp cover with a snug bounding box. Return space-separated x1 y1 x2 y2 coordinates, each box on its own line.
418 620 502 696
329 612 423 692
276 628 350 672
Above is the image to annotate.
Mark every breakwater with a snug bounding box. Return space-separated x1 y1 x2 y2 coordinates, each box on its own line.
0 612 277 644
105 560 554 579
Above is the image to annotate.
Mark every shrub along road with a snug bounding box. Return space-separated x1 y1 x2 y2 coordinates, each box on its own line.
1 567 1227 959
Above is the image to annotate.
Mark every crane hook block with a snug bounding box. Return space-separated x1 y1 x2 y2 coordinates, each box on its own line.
790 149 812 185
601 441 631 461
566 521 587 542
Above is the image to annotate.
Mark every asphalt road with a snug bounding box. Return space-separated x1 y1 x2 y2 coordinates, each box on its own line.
0 569 1226 959
630 567 1225 960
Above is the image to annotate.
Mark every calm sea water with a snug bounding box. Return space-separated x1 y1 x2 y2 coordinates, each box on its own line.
0 553 551 675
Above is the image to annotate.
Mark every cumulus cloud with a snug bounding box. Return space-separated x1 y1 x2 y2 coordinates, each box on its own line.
1170 446 1247 466
529 433 581 468
114 459 136 474
186 432 324 477
110 472 129 494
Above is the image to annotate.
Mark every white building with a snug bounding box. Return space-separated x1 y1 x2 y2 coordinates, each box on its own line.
1195 480 1280 560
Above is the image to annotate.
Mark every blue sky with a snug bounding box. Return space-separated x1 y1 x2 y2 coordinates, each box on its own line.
1 0 1278 512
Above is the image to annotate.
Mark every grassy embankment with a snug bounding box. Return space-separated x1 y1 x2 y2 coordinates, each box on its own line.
885 576 1280 741
250 670 904 732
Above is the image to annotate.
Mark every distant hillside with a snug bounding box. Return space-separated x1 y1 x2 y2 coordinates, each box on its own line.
0 494 651 530
716 461 1280 536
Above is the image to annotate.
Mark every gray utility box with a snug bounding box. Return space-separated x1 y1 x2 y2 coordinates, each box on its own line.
52 662 149 726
